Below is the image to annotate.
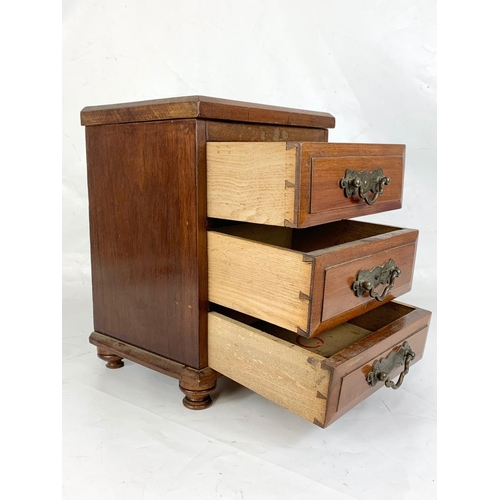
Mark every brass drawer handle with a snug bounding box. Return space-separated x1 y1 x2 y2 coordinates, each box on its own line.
366 342 416 389
340 168 391 205
352 259 401 302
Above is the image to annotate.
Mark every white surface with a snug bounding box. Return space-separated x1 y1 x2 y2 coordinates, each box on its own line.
62 1 436 498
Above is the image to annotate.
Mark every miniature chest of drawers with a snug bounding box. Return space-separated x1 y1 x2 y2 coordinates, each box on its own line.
81 96 431 428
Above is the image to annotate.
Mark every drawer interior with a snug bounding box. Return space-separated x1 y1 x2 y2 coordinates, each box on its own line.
211 301 415 358
211 219 399 253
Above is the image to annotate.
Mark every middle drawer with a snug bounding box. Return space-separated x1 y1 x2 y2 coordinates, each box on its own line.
208 220 418 337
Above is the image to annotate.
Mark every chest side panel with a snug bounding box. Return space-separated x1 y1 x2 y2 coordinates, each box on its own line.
86 119 201 366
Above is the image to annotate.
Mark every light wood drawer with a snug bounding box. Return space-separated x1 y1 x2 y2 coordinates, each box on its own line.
207 142 404 228
208 302 431 427
208 220 417 337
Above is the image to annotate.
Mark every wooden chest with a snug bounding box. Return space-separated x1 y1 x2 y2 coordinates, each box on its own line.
81 95 431 427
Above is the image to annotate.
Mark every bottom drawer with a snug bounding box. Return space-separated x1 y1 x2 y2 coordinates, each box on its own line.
208 301 431 428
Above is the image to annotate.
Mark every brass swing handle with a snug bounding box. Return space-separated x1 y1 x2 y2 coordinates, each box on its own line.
366 342 416 390
340 168 391 205
352 259 401 302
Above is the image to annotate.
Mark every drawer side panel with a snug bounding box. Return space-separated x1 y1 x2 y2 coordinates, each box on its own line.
207 142 296 226
208 312 329 425
208 232 312 333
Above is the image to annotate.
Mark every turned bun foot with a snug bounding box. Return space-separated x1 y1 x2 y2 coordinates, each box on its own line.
180 383 217 410
97 347 124 369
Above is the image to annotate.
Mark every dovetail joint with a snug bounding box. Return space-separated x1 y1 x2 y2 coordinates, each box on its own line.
313 418 325 427
296 327 309 337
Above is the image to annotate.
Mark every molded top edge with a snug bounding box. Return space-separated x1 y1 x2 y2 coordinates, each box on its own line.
80 95 336 128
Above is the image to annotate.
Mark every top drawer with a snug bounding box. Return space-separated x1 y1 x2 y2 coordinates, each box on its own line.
207 142 405 228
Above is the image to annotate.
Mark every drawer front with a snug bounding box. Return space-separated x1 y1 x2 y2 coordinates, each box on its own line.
337 326 427 412
321 241 416 322
323 303 431 426
208 302 431 427
310 155 402 214
208 221 418 337
207 142 404 228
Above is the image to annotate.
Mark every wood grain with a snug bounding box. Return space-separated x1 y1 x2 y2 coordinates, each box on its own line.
208 312 330 425
89 331 220 387
297 142 405 228
206 141 404 227
205 121 328 142
86 119 202 367
307 227 418 336
347 300 415 331
311 155 403 213
207 142 297 226
96 347 124 369
324 305 431 371
82 94 427 422
81 95 336 128
336 327 428 411
208 302 431 427
321 242 417 320
207 231 312 333
85 114 336 374
290 219 397 253
250 320 372 358
208 221 418 337
195 120 209 367
211 222 293 247
323 305 431 426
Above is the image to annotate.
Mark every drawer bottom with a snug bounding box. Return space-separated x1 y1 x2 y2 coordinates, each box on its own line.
208 302 431 427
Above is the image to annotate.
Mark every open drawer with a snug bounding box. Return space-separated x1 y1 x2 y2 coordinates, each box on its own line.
208 302 431 427
207 142 404 228
208 220 417 337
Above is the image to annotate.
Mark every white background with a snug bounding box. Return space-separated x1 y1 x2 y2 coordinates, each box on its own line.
62 1 436 499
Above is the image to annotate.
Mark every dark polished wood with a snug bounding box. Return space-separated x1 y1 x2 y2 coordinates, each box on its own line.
91 331 189 378
308 225 418 336
322 305 431 427
84 101 330 409
96 347 124 369
81 95 336 129
90 332 220 406
179 386 217 410
179 365 219 410
205 120 328 142
86 118 330 369
296 142 405 228
87 119 202 367
196 120 209 368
